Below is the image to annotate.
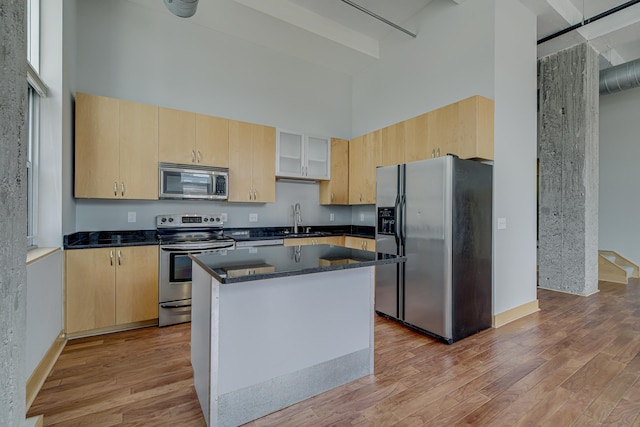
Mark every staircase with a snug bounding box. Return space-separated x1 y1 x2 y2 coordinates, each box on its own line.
598 250 640 284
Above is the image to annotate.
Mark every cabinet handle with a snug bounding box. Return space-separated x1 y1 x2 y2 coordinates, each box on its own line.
330 193 334 202
436 148 440 157
431 149 435 158
121 182 125 196
110 250 113 266
248 190 252 200
360 193 363 202
117 250 121 265
253 189 257 200
197 150 201 163
191 150 195 162
113 182 117 196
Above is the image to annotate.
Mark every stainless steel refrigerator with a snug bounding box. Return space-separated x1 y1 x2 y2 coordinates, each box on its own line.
375 155 492 343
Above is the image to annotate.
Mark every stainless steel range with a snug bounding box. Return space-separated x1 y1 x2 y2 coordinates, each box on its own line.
157 213 235 326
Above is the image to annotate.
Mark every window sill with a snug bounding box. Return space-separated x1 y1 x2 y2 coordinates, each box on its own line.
26 247 61 265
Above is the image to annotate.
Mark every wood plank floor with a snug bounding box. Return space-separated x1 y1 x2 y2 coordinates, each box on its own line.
28 280 640 426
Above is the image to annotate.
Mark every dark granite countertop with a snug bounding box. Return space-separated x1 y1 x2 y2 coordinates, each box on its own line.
63 225 375 249
64 230 158 249
191 244 404 284
225 225 374 241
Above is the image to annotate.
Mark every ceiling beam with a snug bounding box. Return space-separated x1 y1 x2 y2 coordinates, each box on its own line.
233 0 380 58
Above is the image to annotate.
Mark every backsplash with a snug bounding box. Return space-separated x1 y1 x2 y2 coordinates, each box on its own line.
75 180 354 231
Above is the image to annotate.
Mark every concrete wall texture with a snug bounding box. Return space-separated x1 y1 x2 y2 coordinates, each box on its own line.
0 0 28 424
538 43 599 296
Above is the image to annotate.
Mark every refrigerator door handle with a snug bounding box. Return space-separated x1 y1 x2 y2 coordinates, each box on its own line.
400 194 407 245
394 193 401 250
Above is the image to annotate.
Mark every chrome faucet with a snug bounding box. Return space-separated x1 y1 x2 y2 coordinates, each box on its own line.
293 203 302 233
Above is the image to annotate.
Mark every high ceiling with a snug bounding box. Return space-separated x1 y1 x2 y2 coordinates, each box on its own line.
127 0 640 74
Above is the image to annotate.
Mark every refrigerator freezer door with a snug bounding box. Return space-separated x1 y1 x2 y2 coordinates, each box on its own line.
403 157 452 339
375 165 400 318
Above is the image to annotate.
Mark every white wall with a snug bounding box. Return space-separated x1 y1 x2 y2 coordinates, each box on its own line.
26 251 64 380
73 0 354 232
351 0 538 316
492 0 538 314
75 181 352 230
599 86 640 264
62 0 77 236
351 0 495 136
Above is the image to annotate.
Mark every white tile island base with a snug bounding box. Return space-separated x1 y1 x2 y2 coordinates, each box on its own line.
191 264 375 427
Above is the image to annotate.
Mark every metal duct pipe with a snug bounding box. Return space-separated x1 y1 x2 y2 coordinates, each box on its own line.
600 58 640 95
164 0 199 18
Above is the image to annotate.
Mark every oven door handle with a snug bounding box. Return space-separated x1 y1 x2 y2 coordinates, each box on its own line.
160 303 192 309
160 243 235 252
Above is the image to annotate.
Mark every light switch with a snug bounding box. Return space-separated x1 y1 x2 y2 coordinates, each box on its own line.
127 212 136 223
330 213 335 222
360 213 365 221
249 213 258 222
221 213 228 222
497 217 507 230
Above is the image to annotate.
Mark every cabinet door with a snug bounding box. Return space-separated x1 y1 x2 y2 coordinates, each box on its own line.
316 236 344 246
75 93 119 199
228 120 254 202
404 112 432 162
319 138 349 205
159 107 196 164
119 100 159 200
348 135 366 204
276 129 304 178
196 114 229 167
381 122 405 167
65 248 116 334
115 246 159 324
344 236 376 251
305 135 330 179
363 130 382 204
284 238 312 246
251 124 276 203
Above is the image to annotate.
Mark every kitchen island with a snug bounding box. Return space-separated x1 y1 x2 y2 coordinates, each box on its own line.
190 244 404 427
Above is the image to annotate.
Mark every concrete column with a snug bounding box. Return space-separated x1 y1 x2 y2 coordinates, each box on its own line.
0 0 28 424
538 43 599 295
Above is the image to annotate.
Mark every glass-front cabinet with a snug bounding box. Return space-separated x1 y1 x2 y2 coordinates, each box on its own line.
276 129 330 180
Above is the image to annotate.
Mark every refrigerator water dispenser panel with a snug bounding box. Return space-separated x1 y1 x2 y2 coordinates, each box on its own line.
377 207 396 235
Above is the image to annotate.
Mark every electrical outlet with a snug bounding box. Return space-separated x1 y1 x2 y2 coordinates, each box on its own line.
249 213 258 222
497 217 507 230
360 213 365 222
330 213 335 222
127 212 136 223
221 213 228 222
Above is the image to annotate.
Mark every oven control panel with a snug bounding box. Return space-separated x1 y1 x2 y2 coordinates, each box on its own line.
156 214 224 228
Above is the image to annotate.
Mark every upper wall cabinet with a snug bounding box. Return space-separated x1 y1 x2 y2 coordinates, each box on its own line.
276 129 330 180
319 138 349 205
349 130 381 205
228 120 276 203
427 95 494 161
75 93 158 200
159 107 229 167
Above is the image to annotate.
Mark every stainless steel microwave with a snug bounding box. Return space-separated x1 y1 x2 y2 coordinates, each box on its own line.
158 163 229 200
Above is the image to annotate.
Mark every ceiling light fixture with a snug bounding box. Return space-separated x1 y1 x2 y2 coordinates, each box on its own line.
164 0 199 18
340 0 417 38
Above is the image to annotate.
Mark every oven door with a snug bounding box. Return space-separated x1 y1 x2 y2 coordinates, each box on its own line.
159 244 233 302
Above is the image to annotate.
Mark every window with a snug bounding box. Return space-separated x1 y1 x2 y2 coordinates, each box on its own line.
26 0 46 247
26 85 40 247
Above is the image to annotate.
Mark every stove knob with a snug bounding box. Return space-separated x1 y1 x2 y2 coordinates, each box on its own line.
204 217 209 222
215 217 221 222
168 218 174 222
161 218 167 223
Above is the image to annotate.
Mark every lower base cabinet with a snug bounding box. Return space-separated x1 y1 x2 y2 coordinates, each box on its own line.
283 236 344 246
343 236 376 251
65 246 158 335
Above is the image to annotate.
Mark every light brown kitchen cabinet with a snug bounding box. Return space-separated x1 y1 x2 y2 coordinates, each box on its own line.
403 112 432 163
159 107 229 167
343 236 376 251
283 236 344 246
319 138 349 205
228 120 276 203
65 246 159 335
427 95 494 161
75 93 158 200
349 130 381 205
381 122 405 167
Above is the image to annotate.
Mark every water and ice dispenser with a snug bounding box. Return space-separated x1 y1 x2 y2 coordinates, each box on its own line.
377 207 396 235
